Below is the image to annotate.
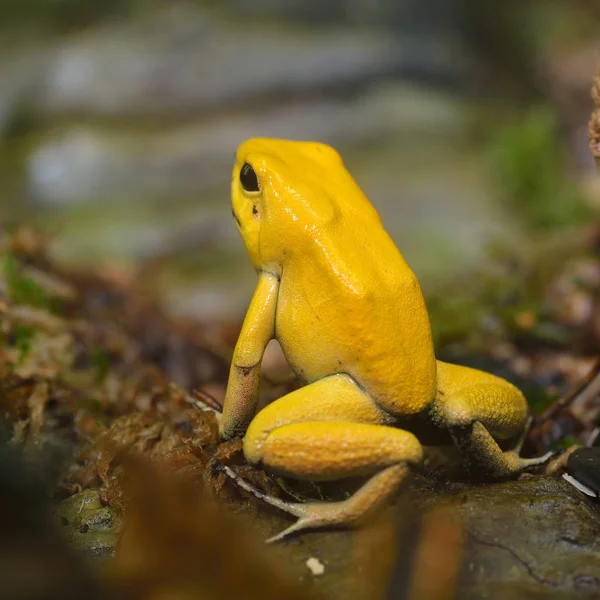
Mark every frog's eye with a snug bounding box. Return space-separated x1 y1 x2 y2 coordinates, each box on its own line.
240 162 259 192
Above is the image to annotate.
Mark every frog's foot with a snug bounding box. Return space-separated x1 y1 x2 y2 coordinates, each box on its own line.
268 464 411 543
503 447 558 472
224 463 410 543
449 420 557 479
433 385 557 480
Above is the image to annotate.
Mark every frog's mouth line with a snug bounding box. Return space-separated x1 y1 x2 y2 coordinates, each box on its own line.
231 208 242 228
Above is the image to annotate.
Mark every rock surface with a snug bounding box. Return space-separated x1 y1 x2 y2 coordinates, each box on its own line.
417 477 600 598
56 477 600 599
54 489 117 559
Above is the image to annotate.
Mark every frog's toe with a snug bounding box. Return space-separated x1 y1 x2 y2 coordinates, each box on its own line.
222 465 305 517
265 500 357 544
265 507 345 543
222 465 357 543
521 449 560 467
265 519 312 544
509 449 559 474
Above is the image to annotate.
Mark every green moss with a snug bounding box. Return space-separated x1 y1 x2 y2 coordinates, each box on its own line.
551 434 582 451
1 252 58 311
487 107 591 230
427 253 575 353
88 347 110 379
12 324 35 362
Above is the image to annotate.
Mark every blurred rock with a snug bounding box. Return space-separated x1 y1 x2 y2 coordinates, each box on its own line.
217 0 400 24
26 84 467 205
217 0 456 35
0 46 46 136
34 7 405 119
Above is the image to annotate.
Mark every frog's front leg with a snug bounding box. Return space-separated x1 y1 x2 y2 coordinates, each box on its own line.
219 272 279 440
432 383 554 479
231 374 423 543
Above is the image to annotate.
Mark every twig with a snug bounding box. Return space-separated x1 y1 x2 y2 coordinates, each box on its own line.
536 358 600 424
189 389 222 414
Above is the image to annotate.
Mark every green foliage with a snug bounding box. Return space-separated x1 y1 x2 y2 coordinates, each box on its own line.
89 346 110 379
488 107 591 229
1 251 57 311
551 434 582 451
525 385 558 416
12 324 35 362
427 293 481 349
427 241 579 353
76 396 105 416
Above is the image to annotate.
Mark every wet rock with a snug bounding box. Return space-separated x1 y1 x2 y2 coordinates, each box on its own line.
52 476 600 599
414 477 600 598
54 489 117 559
245 476 600 599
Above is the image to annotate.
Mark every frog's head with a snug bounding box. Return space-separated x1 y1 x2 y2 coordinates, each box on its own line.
231 137 373 271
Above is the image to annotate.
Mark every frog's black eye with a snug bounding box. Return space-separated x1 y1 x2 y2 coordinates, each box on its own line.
240 162 259 192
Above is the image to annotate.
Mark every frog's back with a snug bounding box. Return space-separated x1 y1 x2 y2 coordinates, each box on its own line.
276 182 438 416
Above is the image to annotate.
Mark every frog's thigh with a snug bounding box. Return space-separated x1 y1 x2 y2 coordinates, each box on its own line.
245 373 422 476
243 374 422 538
434 384 549 479
435 383 528 438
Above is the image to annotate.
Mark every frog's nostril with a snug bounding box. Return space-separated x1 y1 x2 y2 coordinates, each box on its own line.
240 162 259 192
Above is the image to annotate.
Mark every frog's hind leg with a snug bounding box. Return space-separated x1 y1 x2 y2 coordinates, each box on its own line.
432 385 554 479
233 373 423 543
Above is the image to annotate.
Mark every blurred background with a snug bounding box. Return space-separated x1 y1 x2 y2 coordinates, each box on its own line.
0 0 599 325
3 5 600 599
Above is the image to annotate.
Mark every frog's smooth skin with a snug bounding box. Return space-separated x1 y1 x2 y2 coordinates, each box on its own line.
219 138 552 543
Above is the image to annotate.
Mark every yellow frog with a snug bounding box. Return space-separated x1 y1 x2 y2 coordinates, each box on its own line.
219 138 552 543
